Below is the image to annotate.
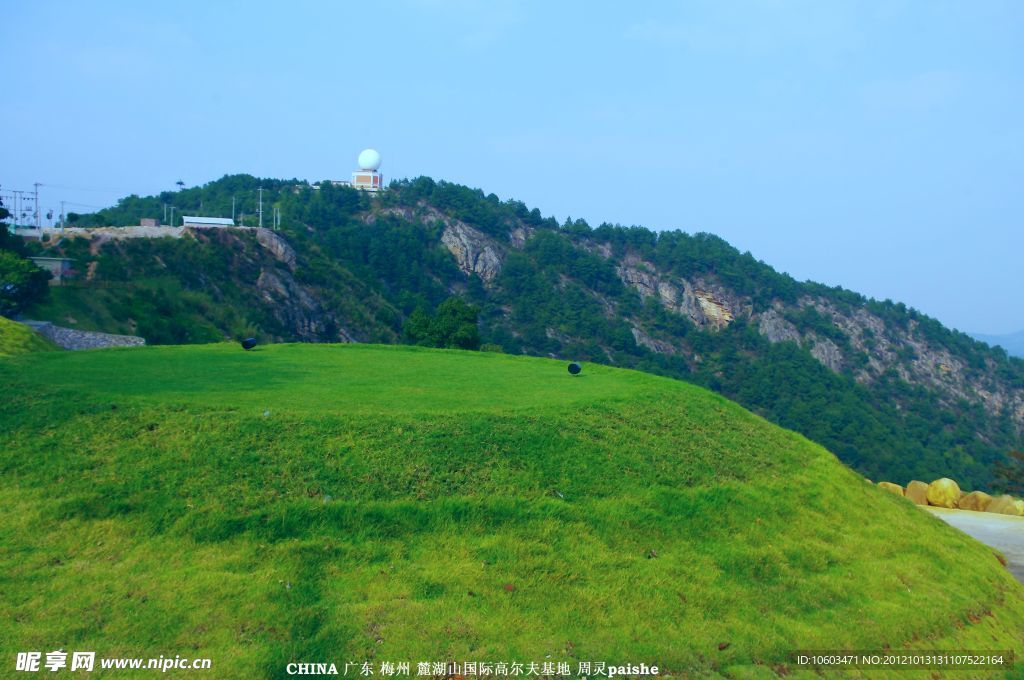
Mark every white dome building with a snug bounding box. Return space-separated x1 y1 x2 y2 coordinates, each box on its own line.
357 148 381 171
352 148 383 191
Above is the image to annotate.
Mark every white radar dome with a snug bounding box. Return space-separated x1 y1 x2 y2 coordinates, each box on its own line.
357 148 381 170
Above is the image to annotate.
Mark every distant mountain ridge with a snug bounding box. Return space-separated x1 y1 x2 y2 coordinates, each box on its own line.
973 330 1024 359
14 174 1024 490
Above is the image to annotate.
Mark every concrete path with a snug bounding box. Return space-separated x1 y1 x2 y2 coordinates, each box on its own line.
925 507 1024 584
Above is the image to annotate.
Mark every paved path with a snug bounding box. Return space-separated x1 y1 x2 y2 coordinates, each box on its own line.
925 507 1024 584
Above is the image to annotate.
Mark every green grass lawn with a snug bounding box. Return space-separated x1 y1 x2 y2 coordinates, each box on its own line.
1 343 1022 679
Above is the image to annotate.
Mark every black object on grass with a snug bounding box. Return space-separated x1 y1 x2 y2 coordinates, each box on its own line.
568 362 582 375
241 338 258 350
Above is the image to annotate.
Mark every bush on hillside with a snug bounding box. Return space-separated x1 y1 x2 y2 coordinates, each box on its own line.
0 250 50 317
404 296 481 350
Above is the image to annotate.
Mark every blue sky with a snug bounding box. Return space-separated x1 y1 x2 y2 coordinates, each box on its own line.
3 1 1022 334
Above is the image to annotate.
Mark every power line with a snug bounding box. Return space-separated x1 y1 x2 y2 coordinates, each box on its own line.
60 200 107 210
41 182 143 194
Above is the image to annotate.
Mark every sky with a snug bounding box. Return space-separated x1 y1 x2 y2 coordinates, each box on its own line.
2 1 1022 335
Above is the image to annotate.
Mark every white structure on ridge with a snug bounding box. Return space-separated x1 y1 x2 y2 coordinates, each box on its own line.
181 216 235 228
351 148 383 192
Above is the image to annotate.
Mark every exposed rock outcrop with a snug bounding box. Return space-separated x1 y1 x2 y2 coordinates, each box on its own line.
615 259 740 330
631 327 677 355
256 268 353 342
809 336 844 373
509 226 534 249
694 290 734 327
758 309 801 345
440 222 504 283
255 228 297 269
367 203 508 283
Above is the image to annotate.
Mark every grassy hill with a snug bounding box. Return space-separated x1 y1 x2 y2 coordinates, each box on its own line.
20 175 1023 492
1 343 1022 679
0 315 58 356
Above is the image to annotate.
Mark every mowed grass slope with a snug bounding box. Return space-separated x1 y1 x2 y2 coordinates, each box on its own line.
0 316 58 356
1 343 1022 679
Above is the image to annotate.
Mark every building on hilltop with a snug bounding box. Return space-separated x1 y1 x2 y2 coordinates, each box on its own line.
351 148 383 192
181 216 235 228
306 149 386 193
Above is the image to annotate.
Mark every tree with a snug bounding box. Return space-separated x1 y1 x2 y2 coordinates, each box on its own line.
403 296 481 350
0 250 51 316
993 450 1024 495
0 199 27 255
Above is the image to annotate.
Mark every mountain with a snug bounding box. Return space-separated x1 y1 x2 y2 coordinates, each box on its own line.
973 330 1024 359
15 174 1024 490
2 343 1022 675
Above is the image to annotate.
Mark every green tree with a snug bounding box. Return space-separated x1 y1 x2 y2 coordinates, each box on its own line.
994 450 1024 495
0 201 28 255
0 250 50 316
403 296 481 350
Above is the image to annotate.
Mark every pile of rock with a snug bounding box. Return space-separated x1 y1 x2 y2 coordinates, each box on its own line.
874 477 1024 516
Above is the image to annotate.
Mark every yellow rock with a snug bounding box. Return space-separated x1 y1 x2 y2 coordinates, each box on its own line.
1015 500 1024 516
957 491 993 512
878 481 904 496
986 495 1022 516
905 480 929 505
926 478 961 508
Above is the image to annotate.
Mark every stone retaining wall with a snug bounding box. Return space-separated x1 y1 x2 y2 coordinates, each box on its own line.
21 320 145 350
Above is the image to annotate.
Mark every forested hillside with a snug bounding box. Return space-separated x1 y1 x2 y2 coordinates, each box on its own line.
15 174 1024 490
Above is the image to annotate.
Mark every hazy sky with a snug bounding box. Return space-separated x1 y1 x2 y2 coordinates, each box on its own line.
3 1 1022 334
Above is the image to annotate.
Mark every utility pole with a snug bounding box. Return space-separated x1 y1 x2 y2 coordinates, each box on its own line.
60 201 66 231
231 196 236 223
170 206 176 227
257 187 263 228
12 191 22 227
163 203 168 223
33 183 41 228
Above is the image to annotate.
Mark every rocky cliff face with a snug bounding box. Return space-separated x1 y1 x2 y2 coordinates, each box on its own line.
619 272 1024 428
255 227 297 269
440 221 504 283
366 203 506 282
255 268 340 341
